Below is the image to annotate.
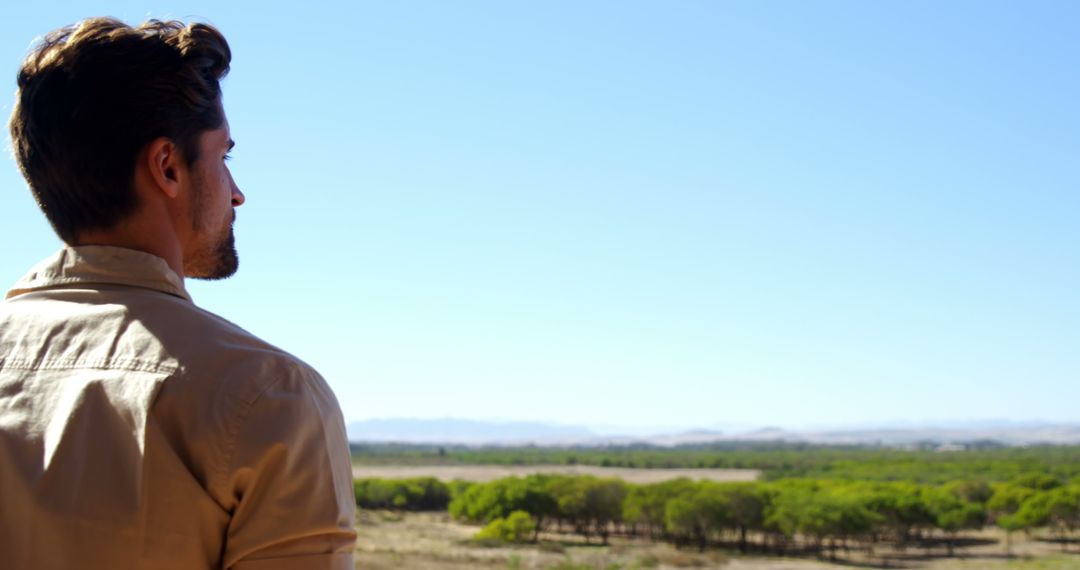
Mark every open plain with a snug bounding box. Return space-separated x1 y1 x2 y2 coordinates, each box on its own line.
355 510 1080 570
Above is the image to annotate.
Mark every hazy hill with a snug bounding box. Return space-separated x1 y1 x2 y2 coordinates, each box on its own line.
347 418 1080 447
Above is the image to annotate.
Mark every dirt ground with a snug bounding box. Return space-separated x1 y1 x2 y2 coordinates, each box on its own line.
354 511 1080 570
351 464 760 484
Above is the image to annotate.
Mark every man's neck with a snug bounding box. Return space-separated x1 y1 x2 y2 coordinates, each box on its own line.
74 224 185 281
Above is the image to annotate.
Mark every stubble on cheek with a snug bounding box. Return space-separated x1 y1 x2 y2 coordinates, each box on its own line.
185 166 240 279
185 210 239 280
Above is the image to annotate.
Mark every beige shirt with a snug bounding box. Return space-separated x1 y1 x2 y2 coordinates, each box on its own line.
0 246 356 569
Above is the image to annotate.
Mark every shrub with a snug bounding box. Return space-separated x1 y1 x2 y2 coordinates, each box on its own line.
475 510 537 543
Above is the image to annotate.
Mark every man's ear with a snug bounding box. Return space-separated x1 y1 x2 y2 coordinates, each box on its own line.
144 137 184 199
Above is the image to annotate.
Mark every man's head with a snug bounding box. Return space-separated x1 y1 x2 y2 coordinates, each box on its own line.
9 18 243 279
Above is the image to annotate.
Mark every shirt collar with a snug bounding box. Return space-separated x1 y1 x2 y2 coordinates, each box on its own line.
6 245 192 302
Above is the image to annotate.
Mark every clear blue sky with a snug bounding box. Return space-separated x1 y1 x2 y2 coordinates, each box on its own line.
2 1 1077 433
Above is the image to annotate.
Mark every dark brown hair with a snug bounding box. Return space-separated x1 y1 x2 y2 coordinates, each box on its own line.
9 18 231 243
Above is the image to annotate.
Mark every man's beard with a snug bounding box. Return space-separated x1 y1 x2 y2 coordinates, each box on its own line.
184 190 240 281
192 223 239 281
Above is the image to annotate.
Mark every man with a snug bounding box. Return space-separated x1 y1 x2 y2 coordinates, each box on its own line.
0 18 356 569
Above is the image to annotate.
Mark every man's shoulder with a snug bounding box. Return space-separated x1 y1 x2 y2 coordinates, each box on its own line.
2 270 326 402
183 302 291 359
140 299 334 424
171 302 323 391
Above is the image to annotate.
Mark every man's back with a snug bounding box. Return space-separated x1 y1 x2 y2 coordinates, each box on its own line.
0 246 356 569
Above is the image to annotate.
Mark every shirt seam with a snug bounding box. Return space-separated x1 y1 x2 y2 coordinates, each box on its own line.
7 276 190 301
0 356 178 375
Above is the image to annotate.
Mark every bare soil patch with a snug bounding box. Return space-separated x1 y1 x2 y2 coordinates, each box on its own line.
351 464 760 484
354 511 1080 570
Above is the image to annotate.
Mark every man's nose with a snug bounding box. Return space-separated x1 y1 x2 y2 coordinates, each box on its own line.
231 183 245 207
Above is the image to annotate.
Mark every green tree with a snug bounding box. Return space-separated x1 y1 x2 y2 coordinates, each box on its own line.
547 476 627 544
863 482 934 546
1015 487 1080 550
722 482 766 552
449 475 558 539
1012 473 1061 491
988 483 1036 554
665 482 730 552
623 478 695 540
583 477 628 544
943 480 993 504
922 487 985 556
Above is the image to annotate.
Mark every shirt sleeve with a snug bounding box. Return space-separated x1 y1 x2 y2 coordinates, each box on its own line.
220 363 357 570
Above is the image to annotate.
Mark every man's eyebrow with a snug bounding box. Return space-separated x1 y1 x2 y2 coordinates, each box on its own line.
226 139 236 151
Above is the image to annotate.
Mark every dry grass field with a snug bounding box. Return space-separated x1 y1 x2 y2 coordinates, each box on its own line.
354 511 1080 570
352 464 760 484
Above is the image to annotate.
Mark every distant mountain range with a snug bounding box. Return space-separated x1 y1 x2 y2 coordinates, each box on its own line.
346 418 1080 447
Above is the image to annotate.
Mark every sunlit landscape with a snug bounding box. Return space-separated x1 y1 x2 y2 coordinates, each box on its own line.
2 1 1078 568
348 442 1080 569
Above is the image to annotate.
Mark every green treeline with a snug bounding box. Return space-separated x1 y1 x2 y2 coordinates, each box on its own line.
354 473 1080 557
353 477 451 510
351 442 1080 483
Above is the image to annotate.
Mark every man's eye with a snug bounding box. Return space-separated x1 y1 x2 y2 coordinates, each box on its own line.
224 153 233 161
